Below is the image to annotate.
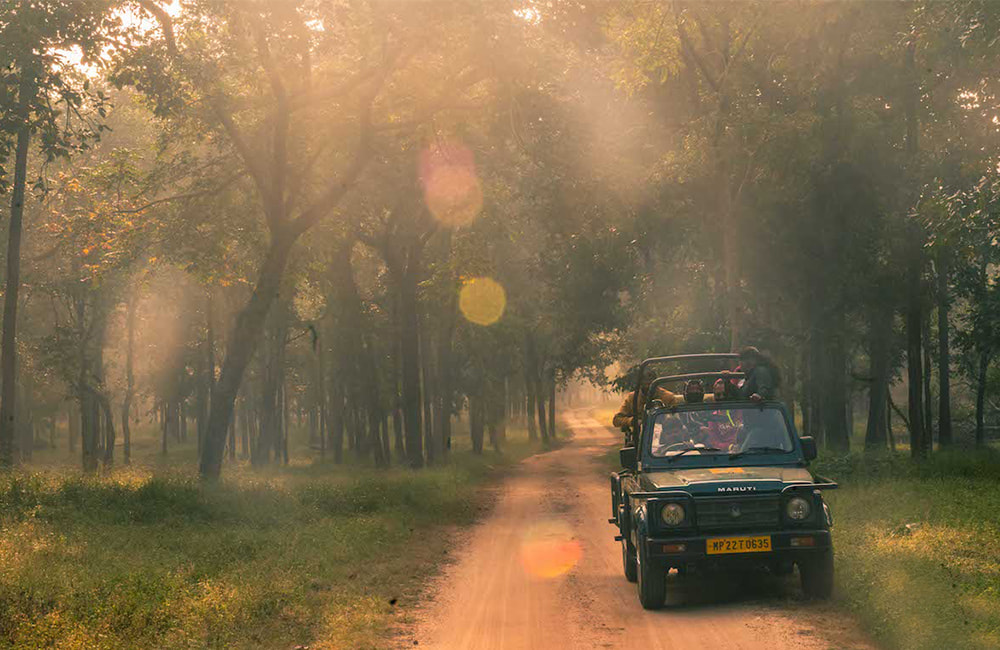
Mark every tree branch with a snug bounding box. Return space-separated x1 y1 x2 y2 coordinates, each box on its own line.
139 0 275 224
137 0 177 56
674 5 720 93
253 18 290 227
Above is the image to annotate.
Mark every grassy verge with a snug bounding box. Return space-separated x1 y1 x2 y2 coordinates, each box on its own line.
814 449 1000 650
0 426 551 649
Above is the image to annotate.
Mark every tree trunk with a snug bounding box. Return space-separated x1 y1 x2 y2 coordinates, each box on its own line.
906 301 925 458
547 369 556 439
865 308 891 450
398 261 424 468
99 395 115 471
800 345 811 436
821 326 850 453
922 310 933 450
886 392 895 452
0 67 35 468
535 368 549 443
201 233 296 479
68 406 78 453
975 348 989 447
903 34 925 459
227 410 236 461
81 394 100 473
525 381 537 440
470 396 484 454
420 323 436 465
937 251 953 446
122 292 136 465
435 231 457 456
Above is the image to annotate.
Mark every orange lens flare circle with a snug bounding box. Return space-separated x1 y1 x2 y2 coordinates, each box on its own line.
459 277 506 326
419 140 482 227
518 521 583 579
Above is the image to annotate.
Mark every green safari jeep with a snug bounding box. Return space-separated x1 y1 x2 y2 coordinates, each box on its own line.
609 354 837 610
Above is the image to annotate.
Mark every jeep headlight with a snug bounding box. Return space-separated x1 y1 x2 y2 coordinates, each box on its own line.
660 502 685 526
786 496 812 521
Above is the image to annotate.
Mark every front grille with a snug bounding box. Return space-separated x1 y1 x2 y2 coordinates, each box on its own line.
694 496 780 532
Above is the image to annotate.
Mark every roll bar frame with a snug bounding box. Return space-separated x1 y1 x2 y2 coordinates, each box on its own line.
631 354 741 423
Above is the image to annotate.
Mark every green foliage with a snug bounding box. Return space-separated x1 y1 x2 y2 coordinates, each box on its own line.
0 0 119 191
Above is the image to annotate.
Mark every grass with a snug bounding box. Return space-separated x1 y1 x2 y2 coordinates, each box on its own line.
0 422 554 649
814 449 1000 650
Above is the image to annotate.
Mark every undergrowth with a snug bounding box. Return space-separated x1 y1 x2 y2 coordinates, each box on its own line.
0 427 551 649
814 448 1000 650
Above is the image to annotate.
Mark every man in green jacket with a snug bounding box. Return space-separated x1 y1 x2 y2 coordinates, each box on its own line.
737 346 779 401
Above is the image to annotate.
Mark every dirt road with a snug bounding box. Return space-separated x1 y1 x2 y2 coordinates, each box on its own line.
402 409 871 650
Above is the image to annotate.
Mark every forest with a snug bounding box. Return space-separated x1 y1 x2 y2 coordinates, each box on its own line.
2 2 1000 649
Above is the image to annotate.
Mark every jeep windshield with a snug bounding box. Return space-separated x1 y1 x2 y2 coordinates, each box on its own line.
648 404 794 459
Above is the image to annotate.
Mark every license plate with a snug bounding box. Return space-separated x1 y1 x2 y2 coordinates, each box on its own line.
705 535 772 555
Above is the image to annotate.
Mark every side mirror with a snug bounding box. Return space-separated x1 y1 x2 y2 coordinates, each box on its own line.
800 436 817 461
620 446 637 471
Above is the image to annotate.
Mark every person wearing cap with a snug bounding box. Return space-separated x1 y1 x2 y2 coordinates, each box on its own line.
737 346 779 401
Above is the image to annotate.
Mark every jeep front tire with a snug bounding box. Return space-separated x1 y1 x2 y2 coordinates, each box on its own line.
622 538 637 582
799 550 834 599
636 533 666 609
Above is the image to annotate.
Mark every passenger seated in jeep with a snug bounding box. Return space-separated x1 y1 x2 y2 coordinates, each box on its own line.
613 370 681 433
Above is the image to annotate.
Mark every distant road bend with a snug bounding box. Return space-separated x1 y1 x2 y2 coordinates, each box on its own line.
403 408 872 650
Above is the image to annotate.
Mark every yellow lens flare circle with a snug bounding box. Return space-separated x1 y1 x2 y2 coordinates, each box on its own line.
459 277 506 326
518 521 583 579
419 141 483 227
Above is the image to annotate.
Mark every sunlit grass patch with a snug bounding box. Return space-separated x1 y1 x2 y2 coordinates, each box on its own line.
818 451 1000 650
0 425 546 648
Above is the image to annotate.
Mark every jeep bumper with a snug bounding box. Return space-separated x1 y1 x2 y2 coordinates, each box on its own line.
642 529 832 566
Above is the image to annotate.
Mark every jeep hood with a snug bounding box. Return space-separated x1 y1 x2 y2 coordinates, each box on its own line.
639 465 813 495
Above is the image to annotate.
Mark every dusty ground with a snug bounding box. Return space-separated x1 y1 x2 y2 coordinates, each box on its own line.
399 409 874 650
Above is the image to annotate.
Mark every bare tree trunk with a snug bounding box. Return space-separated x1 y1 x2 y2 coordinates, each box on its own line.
0 66 35 468
903 35 926 459
420 323 436 465
398 261 424 468
162 402 171 455
317 334 327 460
937 250 953 446
800 345 811 436
227 410 236 461
201 233 296 479
525 381 537 440
99 395 115 471
330 382 344 463
887 392 896 452
68 406 78 453
254 295 290 466
547 369 556 439
975 348 990 447
906 302 925 457
865 307 891 450
922 311 933 450
470 395 484 454
122 292 136 465
81 394 100 473
281 378 289 465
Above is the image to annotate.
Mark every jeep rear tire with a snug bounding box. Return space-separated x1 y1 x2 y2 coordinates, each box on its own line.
799 550 834 599
636 533 666 609
622 538 637 582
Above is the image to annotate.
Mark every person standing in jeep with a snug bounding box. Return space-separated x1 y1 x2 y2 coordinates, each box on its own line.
737 346 780 401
